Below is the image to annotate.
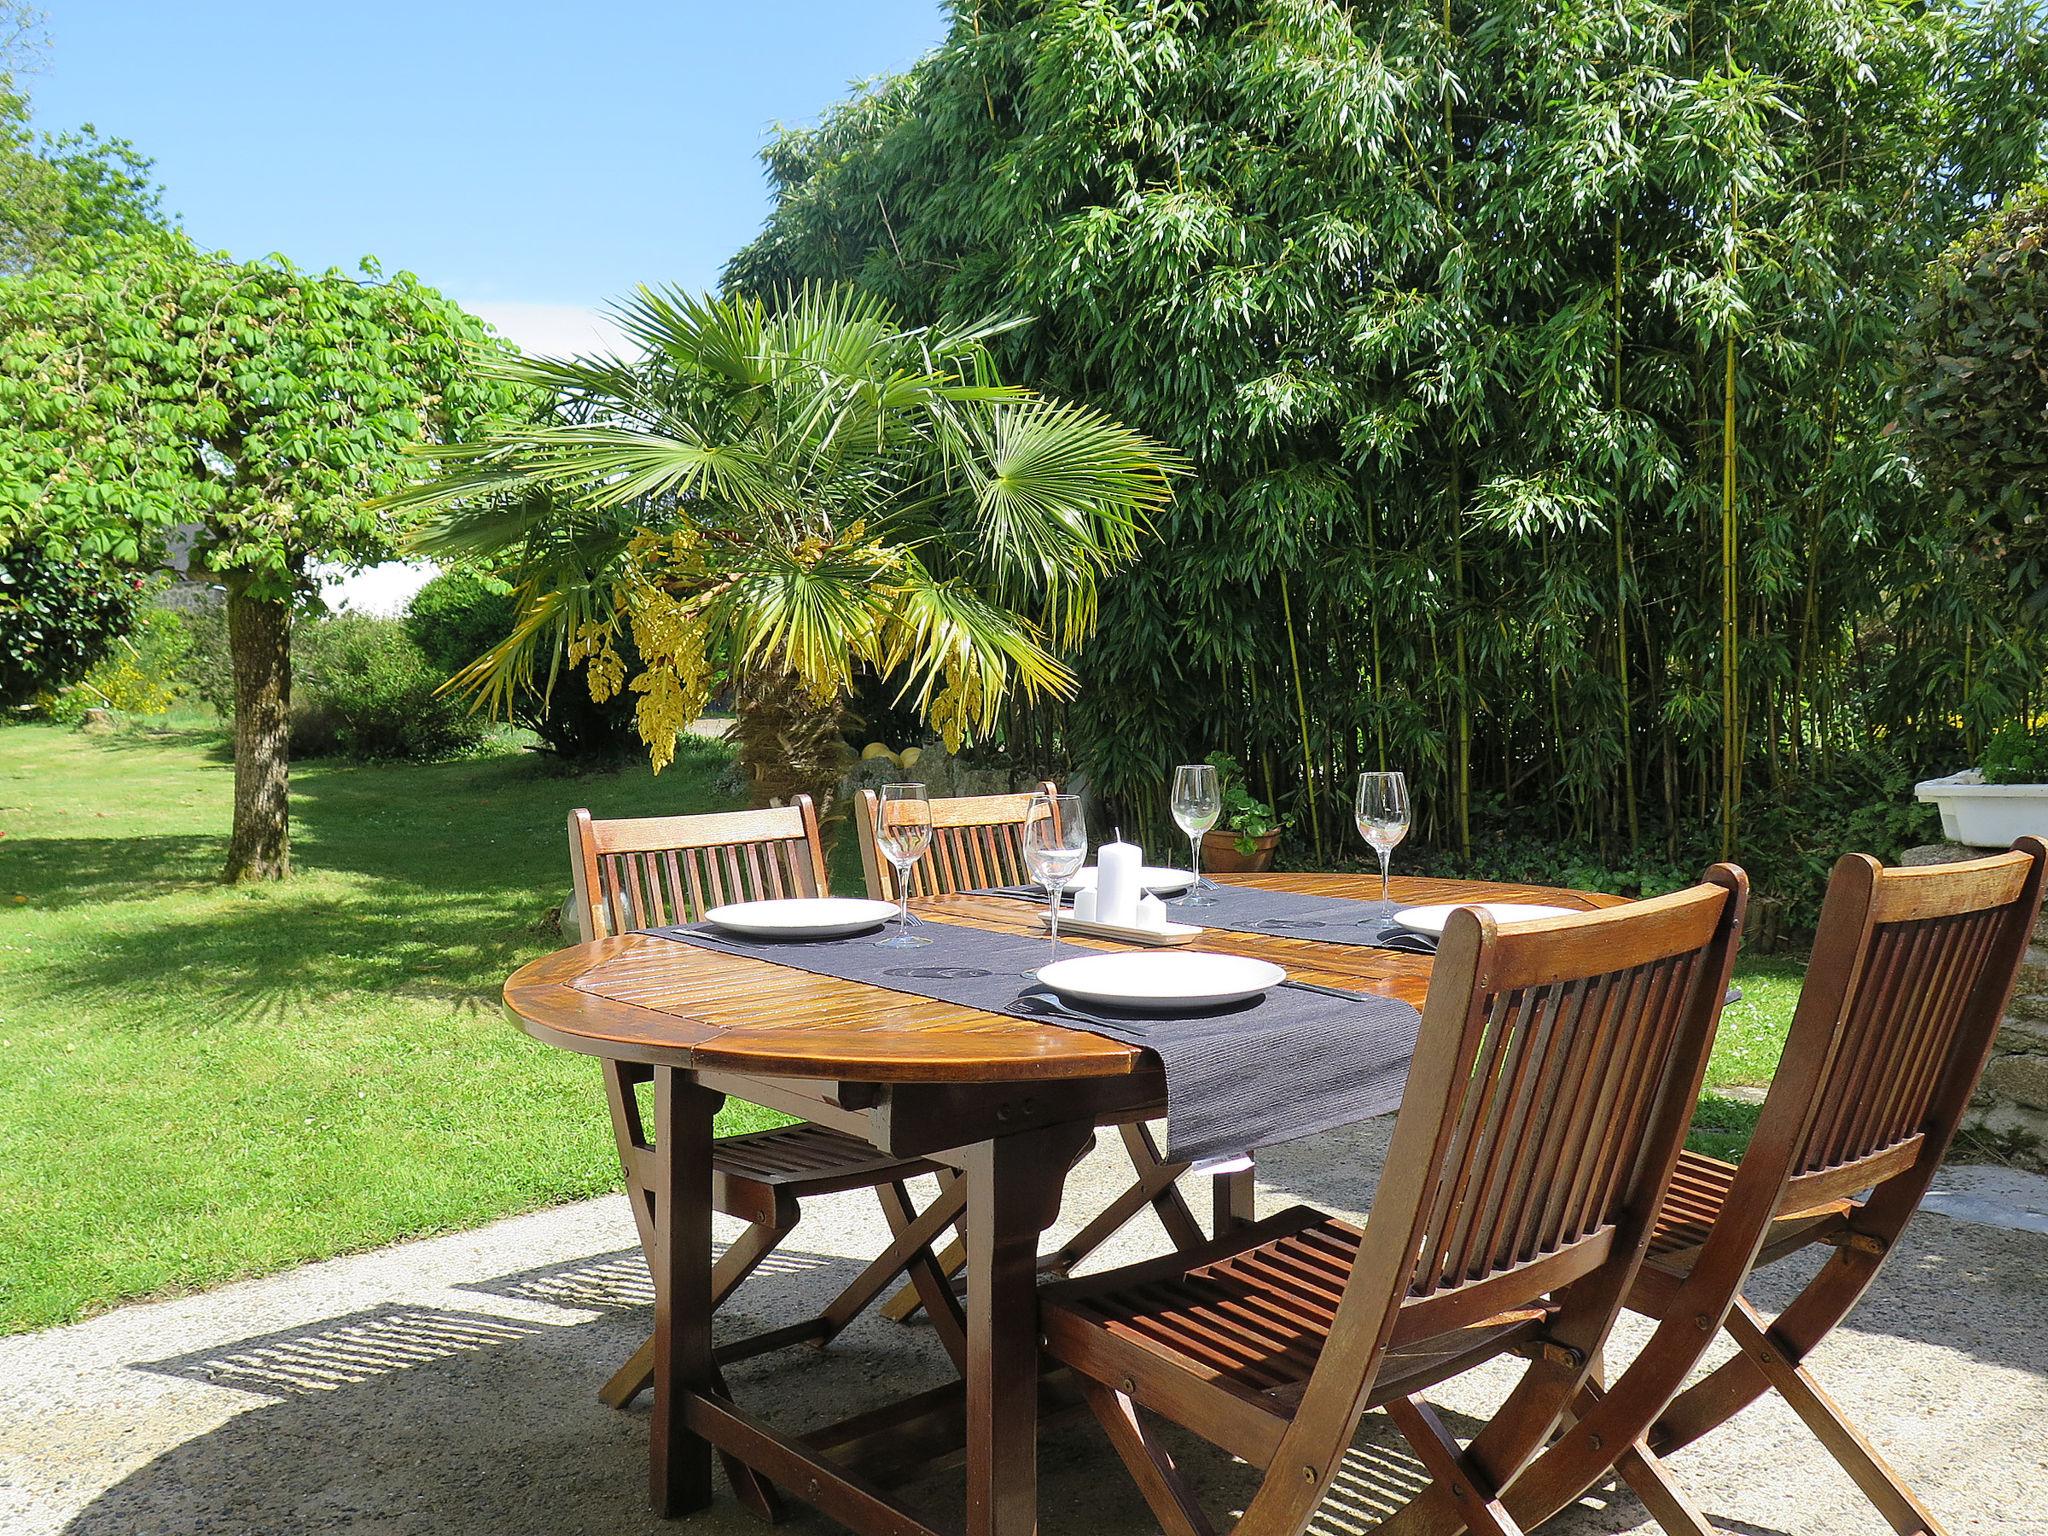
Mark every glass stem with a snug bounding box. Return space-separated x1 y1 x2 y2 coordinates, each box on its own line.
1191 833 1202 890
1048 881 1063 962
1378 847 1392 912
898 865 911 935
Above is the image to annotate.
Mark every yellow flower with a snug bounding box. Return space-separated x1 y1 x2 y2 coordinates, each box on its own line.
631 662 714 775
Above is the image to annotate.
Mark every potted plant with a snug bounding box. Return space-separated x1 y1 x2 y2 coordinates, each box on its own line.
1915 721 2048 846
1200 751 1288 872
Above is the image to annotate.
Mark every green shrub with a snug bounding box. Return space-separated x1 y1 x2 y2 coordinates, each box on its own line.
403 569 637 762
1371 750 1940 950
174 596 236 716
404 569 516 677
292 614 486 762
1737 753 1941 945
0 547 139 710
1902 183 2048 615
39 601 193 719
1980 720 2048 785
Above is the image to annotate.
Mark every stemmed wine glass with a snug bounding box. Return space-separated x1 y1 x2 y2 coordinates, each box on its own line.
1022 792 1088 967
1355 771 1411 918
1170 763 1221 907
875 784 934 948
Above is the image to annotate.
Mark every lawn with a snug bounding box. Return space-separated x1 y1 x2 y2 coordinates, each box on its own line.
0 720 1801 1334
0 719 780 1333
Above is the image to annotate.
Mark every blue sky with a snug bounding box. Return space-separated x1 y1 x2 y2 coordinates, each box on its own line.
29 2 951 351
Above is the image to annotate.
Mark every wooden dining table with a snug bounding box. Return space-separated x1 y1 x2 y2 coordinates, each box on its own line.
501 871 1619 1536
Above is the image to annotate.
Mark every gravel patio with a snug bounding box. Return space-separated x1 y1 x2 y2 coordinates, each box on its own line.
5 1119 2045 1536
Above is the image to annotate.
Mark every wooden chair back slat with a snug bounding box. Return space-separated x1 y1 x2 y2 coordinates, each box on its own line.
1493 842 2048 1536
854 783 1058 900
1783 845 2041 1183
569 798 829 941
1403 883 1734 1299
1228 868 1746 1536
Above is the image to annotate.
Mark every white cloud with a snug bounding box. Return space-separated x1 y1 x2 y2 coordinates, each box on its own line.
463 300 631 359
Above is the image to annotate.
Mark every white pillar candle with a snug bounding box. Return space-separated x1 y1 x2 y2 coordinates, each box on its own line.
1135 892 1168 931
1095 830 1143 928
1071 887 1099 923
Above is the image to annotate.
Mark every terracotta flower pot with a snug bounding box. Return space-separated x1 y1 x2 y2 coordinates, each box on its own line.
1202 827 1280 873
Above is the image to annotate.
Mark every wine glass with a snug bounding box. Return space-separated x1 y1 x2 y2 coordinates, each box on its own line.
875 784 934 948
1355 771 1410 918
1022 792 1088 967
1170 763 1221 907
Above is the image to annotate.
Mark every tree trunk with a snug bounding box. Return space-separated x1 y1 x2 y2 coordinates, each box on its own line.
223 576 292 882
729 668 851 818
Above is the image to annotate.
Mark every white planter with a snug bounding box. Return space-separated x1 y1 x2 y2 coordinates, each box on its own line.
1914 770 2048 848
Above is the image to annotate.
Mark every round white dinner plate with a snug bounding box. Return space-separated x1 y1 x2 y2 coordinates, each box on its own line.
1067 864 1196 896
1035 952 1285 1012
704 898 899 939
1391 901 1577 938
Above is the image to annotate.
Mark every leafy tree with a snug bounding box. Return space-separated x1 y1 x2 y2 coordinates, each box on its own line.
0 6 166 270
394 284 1181 808
0 232 514 878
729 0 2047 877
1901 184 2048 622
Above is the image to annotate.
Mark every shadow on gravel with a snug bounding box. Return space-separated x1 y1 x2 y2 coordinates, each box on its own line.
69 1210 1790 1536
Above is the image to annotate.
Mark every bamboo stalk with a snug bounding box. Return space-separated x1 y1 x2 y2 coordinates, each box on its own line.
1720 185 1741 862
1443 0 1471 861
1450 453 1471 859
1278 571 1323 860
1612 209 1640 855
1366 496 1387 773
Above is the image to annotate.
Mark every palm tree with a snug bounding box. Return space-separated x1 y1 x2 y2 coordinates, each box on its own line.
392 285 1182 807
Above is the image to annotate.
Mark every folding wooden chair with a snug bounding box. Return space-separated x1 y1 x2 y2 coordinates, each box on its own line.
1039 866 1748 1536
851 784 1219 1328
568 798 969 1422
1470 837 2048 1536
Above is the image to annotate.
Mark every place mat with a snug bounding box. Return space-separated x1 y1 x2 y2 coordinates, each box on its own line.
643 919 1420 1163
977 881 1441 954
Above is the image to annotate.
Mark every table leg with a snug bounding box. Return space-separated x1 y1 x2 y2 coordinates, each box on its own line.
963 1122 1093 1536
1212 1161 1256 1236
651 1068 722 1517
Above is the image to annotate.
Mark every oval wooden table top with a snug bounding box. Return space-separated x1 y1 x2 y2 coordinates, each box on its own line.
503 872 1621 1085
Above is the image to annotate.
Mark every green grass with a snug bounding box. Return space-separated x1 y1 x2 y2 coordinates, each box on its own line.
1690 955 1805 1162
1706 956 1805 1092
0 719 1805 1331
0 719 778 1334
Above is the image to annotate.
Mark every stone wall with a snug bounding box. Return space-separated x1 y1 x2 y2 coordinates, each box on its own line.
1902 842 2048 1166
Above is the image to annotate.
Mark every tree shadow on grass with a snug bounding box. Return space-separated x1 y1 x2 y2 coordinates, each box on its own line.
0 834 224 908
22 877 548 1027
279 742 734 896
87 722 235 763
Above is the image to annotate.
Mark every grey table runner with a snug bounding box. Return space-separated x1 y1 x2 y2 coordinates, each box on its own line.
979 881 1443 954
643 919 1421 1163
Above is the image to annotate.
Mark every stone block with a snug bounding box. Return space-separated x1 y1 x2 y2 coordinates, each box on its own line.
1980 1052 2048 1113
1962 1103 2048 1166
1900 841 1976 867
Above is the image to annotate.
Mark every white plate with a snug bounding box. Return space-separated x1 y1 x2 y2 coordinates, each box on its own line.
1391 901 1577 938
1036 952 1286 1012
703 898 899 939
1068 864 1195 895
